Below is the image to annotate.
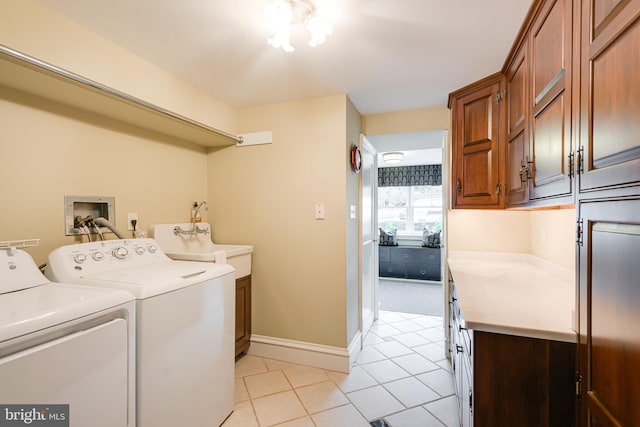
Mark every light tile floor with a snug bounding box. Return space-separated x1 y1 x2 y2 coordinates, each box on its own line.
223 311 459 427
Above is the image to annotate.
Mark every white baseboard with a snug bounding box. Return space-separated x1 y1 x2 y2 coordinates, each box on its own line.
248 332 362 373
347 331 362 369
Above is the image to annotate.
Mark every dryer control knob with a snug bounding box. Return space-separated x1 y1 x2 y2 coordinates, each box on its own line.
148 245 157 253
113 247 128 259
92 252 105 261
73 253 87 264
135 246 145 255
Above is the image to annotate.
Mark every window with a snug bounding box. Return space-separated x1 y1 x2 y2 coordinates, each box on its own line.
378 185 442 236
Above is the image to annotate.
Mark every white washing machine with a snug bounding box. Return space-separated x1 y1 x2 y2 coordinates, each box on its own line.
45 238 235 427
0 241 136 427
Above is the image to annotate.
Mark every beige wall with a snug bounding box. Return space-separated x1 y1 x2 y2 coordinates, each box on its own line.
0 0 235 264
207 95 352 348
362 106 450 136
0 89 209 264
447 209 531 254
530 208 575 270
447 208 575 270
0 0 237 133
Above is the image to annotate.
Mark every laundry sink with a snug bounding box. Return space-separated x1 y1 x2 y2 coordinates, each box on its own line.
149 223 252 277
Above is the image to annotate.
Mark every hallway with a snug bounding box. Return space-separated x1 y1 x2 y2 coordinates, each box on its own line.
224 311 458 426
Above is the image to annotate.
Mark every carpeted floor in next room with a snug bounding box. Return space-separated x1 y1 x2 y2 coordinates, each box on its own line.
378 279 443 317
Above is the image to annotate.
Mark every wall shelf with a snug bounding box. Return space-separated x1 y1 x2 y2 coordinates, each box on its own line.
0 44 240 147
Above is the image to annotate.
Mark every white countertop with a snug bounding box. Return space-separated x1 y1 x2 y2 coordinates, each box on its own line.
448 251 576 343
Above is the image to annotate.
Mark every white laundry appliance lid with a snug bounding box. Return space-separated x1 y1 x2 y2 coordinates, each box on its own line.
0 249 134 343
79 261 235 299
0 249 48 294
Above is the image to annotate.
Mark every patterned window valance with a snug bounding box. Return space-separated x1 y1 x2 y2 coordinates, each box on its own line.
378 164 442 187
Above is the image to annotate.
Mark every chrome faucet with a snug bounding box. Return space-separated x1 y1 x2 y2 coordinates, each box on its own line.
172 201 210 236
191 201 208 233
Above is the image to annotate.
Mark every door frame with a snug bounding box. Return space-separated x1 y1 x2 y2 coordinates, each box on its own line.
359 134 378 346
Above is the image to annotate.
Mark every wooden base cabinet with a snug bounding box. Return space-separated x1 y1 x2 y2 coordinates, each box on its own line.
450 284 473 427
577 198 640 426
235 275 251 357
450 283 576 427
473 332 576 427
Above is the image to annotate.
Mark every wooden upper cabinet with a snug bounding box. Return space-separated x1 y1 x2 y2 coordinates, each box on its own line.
506 40 530 206
529 0 574 202
451 0 577 210
449 73 505 209
579 0 640 194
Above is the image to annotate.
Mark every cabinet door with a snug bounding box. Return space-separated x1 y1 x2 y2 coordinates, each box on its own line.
235 275 251 357
451 74 505 208
578 198 640 426
451 298 464 425
578 0 640 193
474 332 575 427
506 40 530 206
461 354 473 427
529 0 574 201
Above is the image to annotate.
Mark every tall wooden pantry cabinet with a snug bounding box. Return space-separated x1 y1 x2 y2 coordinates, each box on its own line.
576 0 640 425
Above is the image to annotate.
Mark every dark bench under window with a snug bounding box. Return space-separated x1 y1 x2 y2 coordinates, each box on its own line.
379 246 441 281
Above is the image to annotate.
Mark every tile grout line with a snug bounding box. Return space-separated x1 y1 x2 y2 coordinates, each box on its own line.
230 312 456 426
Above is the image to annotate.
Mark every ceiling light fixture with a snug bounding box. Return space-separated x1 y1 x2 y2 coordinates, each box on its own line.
265 0 333 52
382 152 404 164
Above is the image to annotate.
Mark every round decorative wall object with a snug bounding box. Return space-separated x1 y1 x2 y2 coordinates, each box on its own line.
351 145 362 173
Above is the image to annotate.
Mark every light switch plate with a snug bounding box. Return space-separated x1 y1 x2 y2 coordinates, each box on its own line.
315 203 325 220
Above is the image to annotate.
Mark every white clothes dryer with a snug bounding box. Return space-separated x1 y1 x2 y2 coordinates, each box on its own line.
45 238 235 427
0 242 135 427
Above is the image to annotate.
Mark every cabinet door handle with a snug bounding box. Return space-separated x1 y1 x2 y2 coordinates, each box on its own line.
456 178 461 194
456 344 464 354
459 325 467 332
519 163 529 183
568 152 575 177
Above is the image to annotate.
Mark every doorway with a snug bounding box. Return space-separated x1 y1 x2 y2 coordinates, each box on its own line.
366 130 445 318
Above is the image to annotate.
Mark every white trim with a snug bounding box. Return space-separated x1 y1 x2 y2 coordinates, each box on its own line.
348 331 362 369
248 334 359 373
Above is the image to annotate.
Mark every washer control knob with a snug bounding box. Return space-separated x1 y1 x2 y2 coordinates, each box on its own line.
73 253 87 264
92 252 105 261
113 247 128 259
135 246 145 255
148 245 157 253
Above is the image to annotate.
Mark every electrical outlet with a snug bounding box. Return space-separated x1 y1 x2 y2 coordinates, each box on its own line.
127 213 138 231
